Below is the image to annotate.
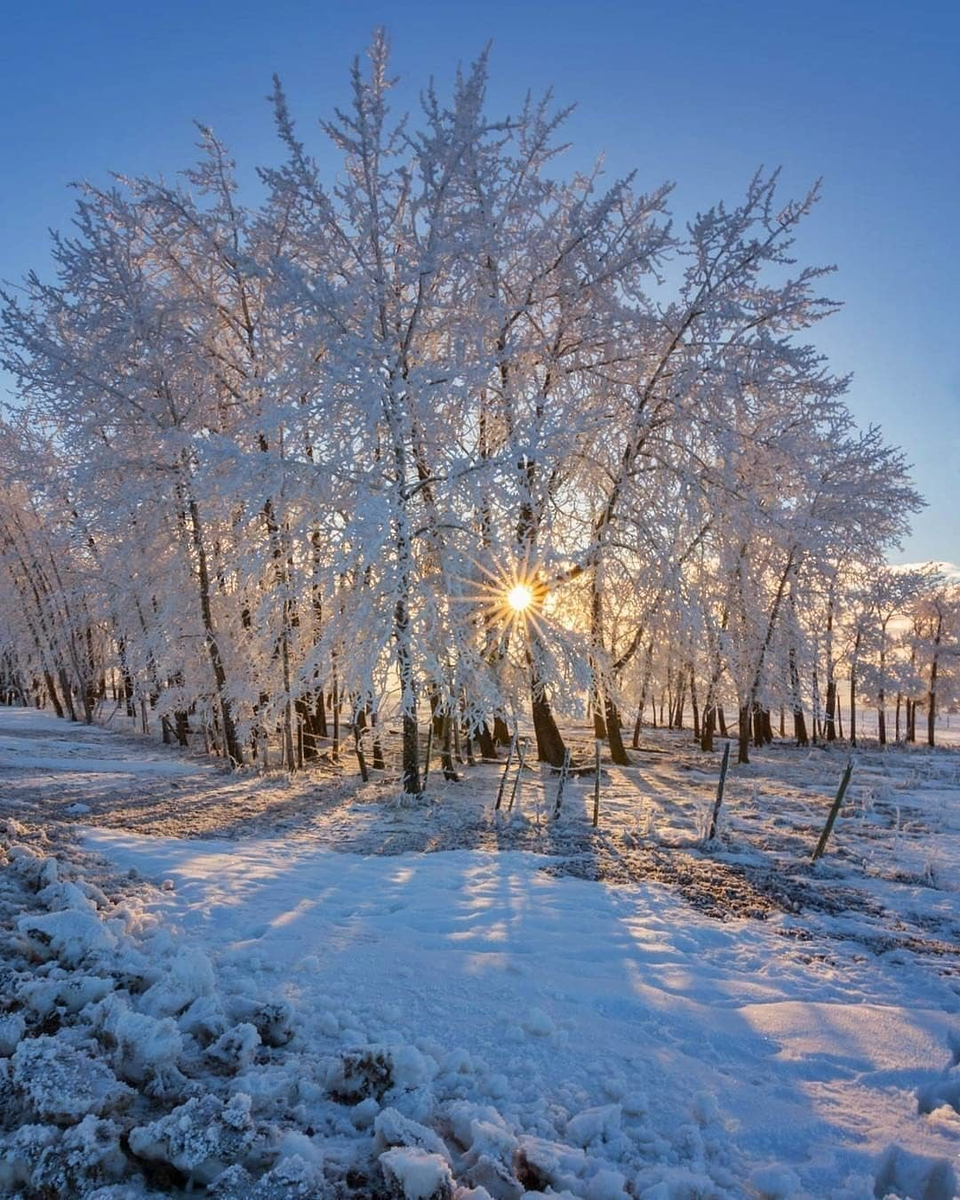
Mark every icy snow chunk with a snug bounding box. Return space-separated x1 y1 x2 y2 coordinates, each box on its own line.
513 1135 586 1195
391 1043 440 1089
107 1006 185 1086
691 1091 720 1126
38 878 98 912
8 846 59 890
31 1115 127 1195
0 1013 26 1056
18 971 113 1018
380 1146 454 1199
0 1124 60 1193
179 992 228 1044
458 1116 520 1198
12 1035 131 1123
208 1022 262 1072
375 1106 452 1163
750 1164 801 1198
228 994 294 1047
565 1103 622 1148
139 945 215 1017
351 1096 380 1129
917 1065 960 1116
585 1167 630 1200
466 1118 518 1164
329 1046 396 1102
209 1153 321 1198
520 1007 555 1037
18 907 118 966
620 1091 648 1117
873 1143 958 1200
128 1091 259 1187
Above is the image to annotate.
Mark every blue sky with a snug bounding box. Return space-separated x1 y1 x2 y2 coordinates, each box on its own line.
2 0 957 562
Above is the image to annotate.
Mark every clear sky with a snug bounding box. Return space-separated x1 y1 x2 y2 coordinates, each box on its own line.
2 0 957 563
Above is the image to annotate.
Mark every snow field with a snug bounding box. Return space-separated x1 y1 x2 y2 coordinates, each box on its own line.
1 707 959 1197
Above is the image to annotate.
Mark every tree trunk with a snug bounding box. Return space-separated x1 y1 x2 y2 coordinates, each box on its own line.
492 715 512 746
184 491 243 766
738 704 750 764
604 695 630 765
476 722 497 760
927 612 942 748
700 705 715 752
824 678 837 742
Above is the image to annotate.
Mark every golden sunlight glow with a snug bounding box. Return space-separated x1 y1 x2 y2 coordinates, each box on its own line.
506 583 534 613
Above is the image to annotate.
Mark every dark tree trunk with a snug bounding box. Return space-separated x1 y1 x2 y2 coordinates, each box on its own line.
738 704 750 764
824 679 837 742
604 696 630 765
59 668 78 722
186 493 242 766
45 671 64 719
440 715 458 780
700 706 715 752
476 721 497 760
400 712 420 795
175 710 190 747
492 715 511 746
927 615 942 747
531 677 566 767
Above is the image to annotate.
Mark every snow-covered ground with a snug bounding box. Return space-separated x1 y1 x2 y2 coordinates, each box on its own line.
1 707 958 1198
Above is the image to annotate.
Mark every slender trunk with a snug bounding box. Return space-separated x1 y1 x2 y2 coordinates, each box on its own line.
700 706 715 753
184 491 243 766
927 611 942 748
849 628 861 747
738 704 750 765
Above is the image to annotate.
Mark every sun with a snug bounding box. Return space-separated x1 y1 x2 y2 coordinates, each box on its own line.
506 583 534 613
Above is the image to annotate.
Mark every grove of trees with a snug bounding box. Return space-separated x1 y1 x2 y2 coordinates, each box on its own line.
1 36 956 791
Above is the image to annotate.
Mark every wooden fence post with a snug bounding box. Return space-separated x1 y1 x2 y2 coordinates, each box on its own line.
812 758 854 862
553 748 571 819
707 740 731 842
495 733 517 811
592 740 602 828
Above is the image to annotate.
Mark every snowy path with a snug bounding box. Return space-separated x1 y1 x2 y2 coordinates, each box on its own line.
2 706 960 1196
